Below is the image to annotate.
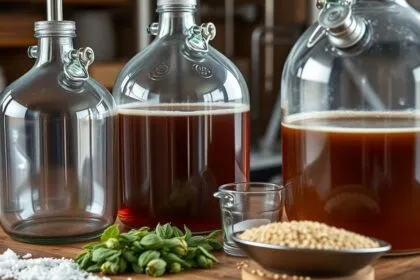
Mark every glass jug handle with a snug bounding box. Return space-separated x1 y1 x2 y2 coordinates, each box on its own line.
185 23 216 55
63 47 95 82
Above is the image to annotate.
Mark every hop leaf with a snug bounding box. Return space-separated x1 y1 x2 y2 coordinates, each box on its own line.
122 250 138 263
140 234 164 250
187 236 208 247
100 224 120 242
184 225 192 241
156 223 174 239
86 264 101 273
92 248 120 263
197 246 219 263
172 226 183 237
138 250 161 268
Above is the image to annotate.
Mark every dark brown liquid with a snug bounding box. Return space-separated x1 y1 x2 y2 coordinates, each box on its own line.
118 104 250 232
282 112 420 253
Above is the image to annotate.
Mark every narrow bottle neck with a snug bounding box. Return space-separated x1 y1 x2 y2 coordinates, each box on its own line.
35 36 74 66
157 7 197 38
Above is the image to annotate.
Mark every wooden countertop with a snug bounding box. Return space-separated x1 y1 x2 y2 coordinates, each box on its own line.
0 227 419 280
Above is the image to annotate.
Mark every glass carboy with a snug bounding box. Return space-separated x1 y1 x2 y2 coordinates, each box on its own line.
114 0 250 233
0 0 117 243
282 0 420 254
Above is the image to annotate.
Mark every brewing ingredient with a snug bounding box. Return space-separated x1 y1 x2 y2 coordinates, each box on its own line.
100 261 119 275
75 223 222 277
138 251 160 268
145 259 167 277
238 221 379 250
169 262 182 273
237 261 311 280
0 249 108 280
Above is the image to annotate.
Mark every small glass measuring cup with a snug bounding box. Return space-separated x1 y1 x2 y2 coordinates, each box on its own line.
214 182 284 257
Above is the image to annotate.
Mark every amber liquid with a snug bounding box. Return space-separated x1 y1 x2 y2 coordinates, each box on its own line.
282 112 420 253
118 104 250 232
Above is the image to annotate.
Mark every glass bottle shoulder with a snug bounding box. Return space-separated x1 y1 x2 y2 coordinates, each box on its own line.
113 36 249 107
1 64 116 119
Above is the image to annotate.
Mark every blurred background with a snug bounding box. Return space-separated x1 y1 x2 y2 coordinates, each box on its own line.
0 0 419 183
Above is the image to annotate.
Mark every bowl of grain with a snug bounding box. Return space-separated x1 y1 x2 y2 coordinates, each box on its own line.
231 221 391 277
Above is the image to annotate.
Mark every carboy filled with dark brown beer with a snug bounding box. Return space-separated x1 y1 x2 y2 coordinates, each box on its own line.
282 0 420 254
113 0 250 233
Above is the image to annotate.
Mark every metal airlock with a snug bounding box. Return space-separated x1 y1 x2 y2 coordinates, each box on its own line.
309 0 367 49
64 47 95 82
185 23 216 54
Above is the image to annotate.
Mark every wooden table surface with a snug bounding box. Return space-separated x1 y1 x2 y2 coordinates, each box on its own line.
0 227 419 280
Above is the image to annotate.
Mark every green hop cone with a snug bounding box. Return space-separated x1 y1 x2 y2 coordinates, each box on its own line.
132 241 144 252
198 246 219 263
207 238 223 250
185 247 198 260
140 233 164 250
197 255 213 269
162 252 191 268
100 261 119 275
122 250 138 263
132 263 143 274
138 250 161 268
164 237 187 249
170 262 182 273
105 238 120 249
171 245 187 256
119 258 128 273
145 259 167 277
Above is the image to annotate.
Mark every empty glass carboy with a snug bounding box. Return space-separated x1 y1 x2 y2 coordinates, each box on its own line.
114 0 250 233
0 0 117 243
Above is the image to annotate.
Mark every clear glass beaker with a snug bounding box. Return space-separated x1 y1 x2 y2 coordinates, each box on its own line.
214 182 285 257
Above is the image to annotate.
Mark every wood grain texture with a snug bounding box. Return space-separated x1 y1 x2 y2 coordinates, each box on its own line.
242 264 374 280
0 226 418 280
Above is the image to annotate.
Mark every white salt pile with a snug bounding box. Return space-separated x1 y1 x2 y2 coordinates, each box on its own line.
0 249 109 280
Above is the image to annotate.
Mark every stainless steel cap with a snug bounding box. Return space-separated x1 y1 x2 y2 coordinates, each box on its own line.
318 5 366 48
157 0 197 6
35 21 76 37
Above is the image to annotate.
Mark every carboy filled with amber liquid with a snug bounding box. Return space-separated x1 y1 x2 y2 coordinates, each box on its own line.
282 0 420 254
0 0 117 243
114 0 250 233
